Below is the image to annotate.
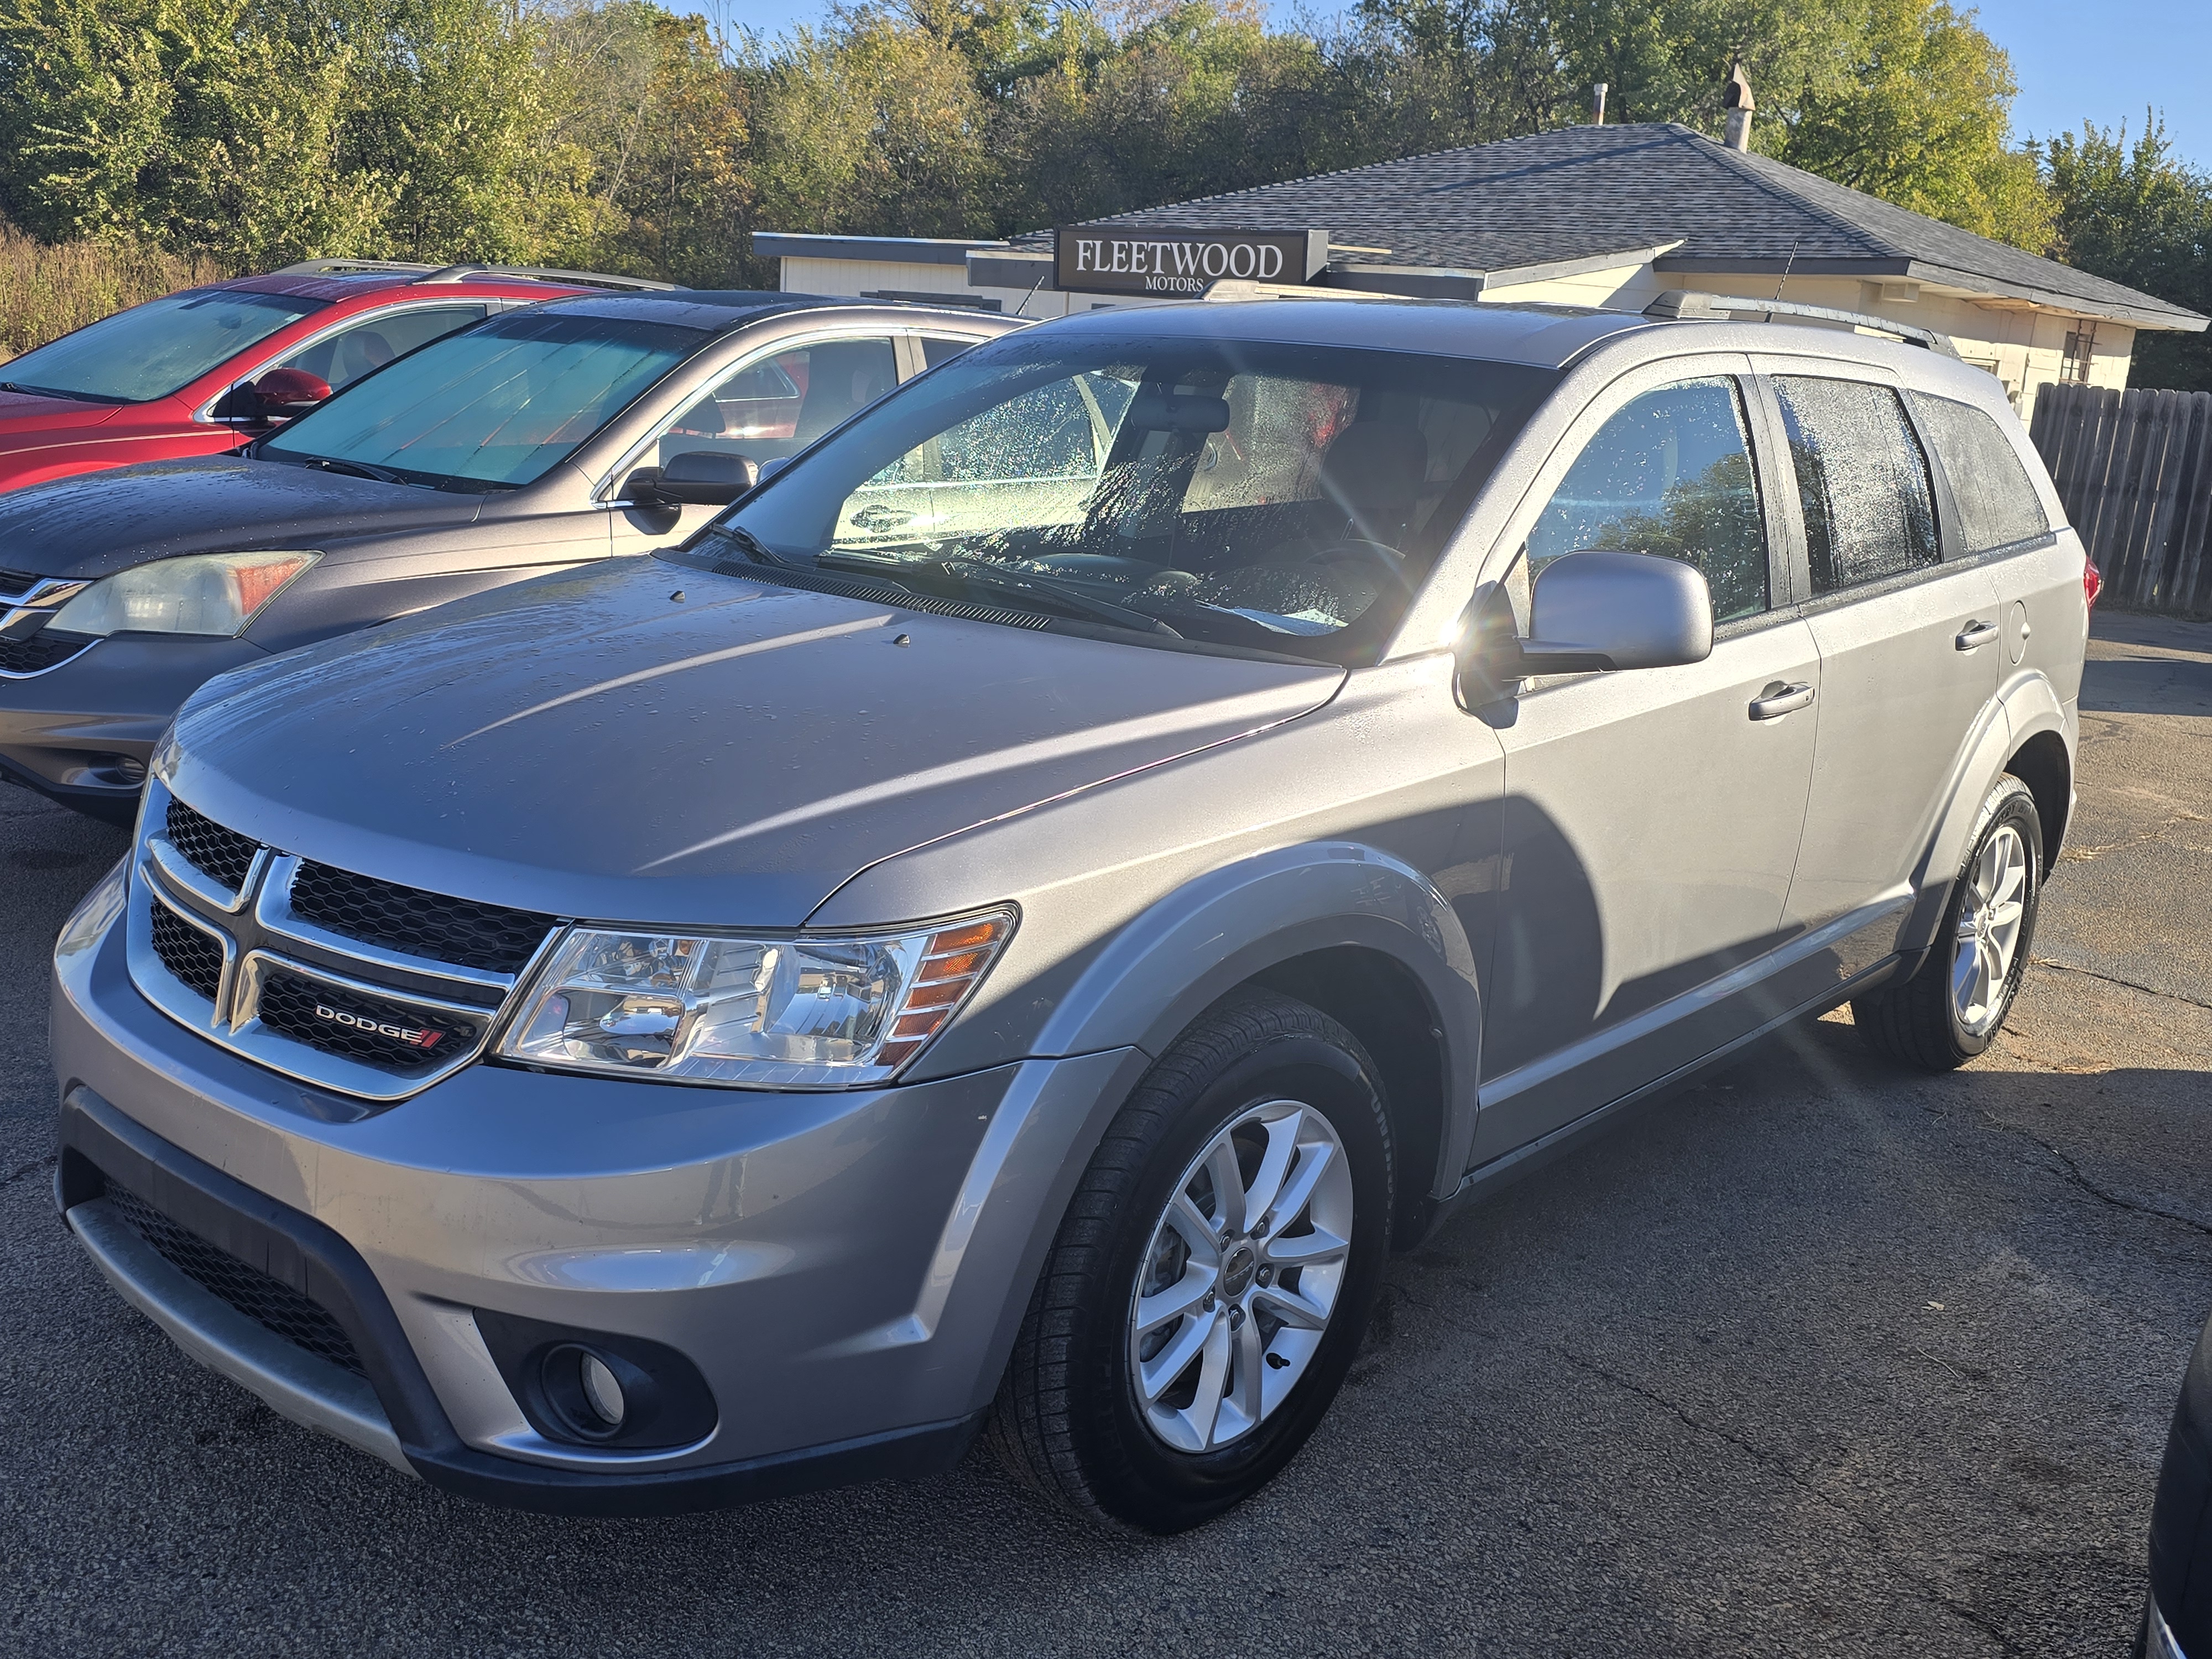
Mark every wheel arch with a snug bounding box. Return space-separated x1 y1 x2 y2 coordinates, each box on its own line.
2003 727 2073 873
1032 841 1482 1215
1902 672 2074 952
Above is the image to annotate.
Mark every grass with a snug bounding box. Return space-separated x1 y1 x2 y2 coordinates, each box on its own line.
0 225 226 363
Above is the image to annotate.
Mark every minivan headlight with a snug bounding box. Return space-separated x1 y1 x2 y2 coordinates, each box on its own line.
46 550 319 637
497 911 1014 1089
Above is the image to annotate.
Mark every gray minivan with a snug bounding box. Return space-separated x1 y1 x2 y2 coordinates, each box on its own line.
50 295 2087 1533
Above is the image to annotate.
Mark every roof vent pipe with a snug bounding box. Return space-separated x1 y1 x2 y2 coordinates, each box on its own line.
1723 61 1755 150
1592 83 1608 125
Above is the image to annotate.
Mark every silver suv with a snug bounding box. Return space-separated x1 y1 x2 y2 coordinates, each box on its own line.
50 297 2088 1532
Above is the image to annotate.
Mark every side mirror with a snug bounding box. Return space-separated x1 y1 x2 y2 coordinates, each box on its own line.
759 457 791 483
1520 550 1713 674
253 367 333 416
656 450 760 505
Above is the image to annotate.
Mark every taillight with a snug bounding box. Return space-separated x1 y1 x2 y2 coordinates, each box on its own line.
2082 557 2103 611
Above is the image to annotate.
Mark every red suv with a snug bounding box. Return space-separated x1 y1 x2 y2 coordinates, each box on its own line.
0 260 676 492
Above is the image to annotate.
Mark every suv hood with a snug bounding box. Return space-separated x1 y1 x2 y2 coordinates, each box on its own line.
166 560 1345 927
0 457 481 578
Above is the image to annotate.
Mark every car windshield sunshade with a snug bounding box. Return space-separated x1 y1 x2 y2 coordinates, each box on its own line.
698 334 1557 662
261 311 706 491
0 289 325 404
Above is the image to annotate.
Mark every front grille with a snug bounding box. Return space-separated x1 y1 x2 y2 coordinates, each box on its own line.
0 630 92 675
0 566 39 598
102 1181 367 1379
165 797 260 893
149 903 224 1001
254 967 483 1073
289 861 553 974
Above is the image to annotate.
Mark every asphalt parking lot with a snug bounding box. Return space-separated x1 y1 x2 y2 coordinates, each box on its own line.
1 612 2206 1657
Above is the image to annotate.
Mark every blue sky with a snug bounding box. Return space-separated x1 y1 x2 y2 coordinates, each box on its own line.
714 0 2212 166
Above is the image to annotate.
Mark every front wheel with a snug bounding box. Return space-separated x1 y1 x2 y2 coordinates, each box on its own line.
989 991 1394 1533
1853 773 2043 1070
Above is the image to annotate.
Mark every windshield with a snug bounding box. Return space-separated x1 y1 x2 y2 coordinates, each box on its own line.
693 334 1556 660
0 289 324 404
260 311 705 491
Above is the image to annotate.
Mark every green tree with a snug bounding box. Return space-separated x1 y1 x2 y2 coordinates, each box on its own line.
2041 118 2212 390
1761 0 2053 252
0 0 390 265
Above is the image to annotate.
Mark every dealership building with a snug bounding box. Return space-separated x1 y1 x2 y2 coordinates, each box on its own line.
757 121 2205 422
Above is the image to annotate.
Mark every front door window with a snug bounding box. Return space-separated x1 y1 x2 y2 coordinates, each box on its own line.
1525 377 1770 623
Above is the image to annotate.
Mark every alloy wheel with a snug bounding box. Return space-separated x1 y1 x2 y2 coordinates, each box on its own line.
1952 822 2030 1036
1125 1098 1355 1453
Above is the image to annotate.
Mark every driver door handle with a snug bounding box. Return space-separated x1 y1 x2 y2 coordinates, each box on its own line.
1749 681 1815 721
1955 619 2000 651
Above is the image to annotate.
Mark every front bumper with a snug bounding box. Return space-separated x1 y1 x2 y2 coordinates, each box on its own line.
0 633 267 816
51 866 1145 1514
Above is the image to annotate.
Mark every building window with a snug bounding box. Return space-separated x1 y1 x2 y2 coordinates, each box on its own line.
2061 324 2098 383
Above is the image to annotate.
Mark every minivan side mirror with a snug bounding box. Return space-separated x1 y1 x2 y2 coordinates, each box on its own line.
1454 551 1714 710
657 450 760 505
1520 549 1714 674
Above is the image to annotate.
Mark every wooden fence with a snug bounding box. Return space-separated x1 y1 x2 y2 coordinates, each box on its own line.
2029 382 2212 616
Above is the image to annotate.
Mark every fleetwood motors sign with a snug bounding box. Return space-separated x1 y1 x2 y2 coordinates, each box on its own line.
1055 226 1331 297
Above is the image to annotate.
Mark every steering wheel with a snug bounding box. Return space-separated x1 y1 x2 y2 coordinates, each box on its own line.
1269 538 1414 597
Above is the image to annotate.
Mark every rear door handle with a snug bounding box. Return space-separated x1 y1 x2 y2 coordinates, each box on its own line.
1749 681 1815 721
1955 619 1999 650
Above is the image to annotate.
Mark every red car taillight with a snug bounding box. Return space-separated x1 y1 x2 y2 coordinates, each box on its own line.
2083 557 2103 611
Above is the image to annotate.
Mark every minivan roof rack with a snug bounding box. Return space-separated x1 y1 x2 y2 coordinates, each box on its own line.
1644 289 1961 358
417 264 685 292
274 258 440 276
272 259 684 292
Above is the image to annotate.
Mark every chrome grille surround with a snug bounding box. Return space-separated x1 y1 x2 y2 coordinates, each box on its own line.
126 779 560 1103
0 573 96 680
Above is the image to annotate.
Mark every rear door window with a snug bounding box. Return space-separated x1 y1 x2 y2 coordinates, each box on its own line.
922 335 988 371
1773 377 1940 594
1907 392 2052 552
1525 377 1770 623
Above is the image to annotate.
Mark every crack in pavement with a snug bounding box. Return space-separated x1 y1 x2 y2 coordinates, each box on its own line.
2028 955 2212 1014
2057 807 2209 864
0 1154 56 1192
1551 1344 1869 1531
1549 1345 2024 1655
1978 1113 2212 1240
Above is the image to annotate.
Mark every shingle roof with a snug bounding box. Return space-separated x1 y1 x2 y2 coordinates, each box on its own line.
1046 123 2203 330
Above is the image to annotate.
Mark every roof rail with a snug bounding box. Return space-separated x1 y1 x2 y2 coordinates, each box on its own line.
1645 289 1961 358
416 264 684 292
273 258 440 276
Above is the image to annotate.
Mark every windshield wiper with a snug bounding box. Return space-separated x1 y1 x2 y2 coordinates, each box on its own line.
0 380 119 404
839 553 1179 638
297 455 408 486
709 523 784 566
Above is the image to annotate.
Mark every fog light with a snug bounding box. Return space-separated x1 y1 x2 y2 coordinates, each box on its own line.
580 1352 625 1428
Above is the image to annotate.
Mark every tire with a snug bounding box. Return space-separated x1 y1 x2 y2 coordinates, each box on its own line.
988 990 1395 1534
1853 773 2042 1071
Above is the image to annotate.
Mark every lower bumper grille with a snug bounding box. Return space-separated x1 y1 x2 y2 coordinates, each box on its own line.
254 967 485 1073
102 1181 367 1379
0 630 92 676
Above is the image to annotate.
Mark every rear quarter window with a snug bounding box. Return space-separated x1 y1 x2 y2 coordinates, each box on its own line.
1908 392 2052 553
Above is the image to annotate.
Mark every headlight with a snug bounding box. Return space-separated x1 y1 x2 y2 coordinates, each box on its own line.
45 550 319 637
497 910 1015 1089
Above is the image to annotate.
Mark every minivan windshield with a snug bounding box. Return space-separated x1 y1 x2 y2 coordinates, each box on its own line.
693 335 1556 659
260 311 704 492
0 289 324 404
